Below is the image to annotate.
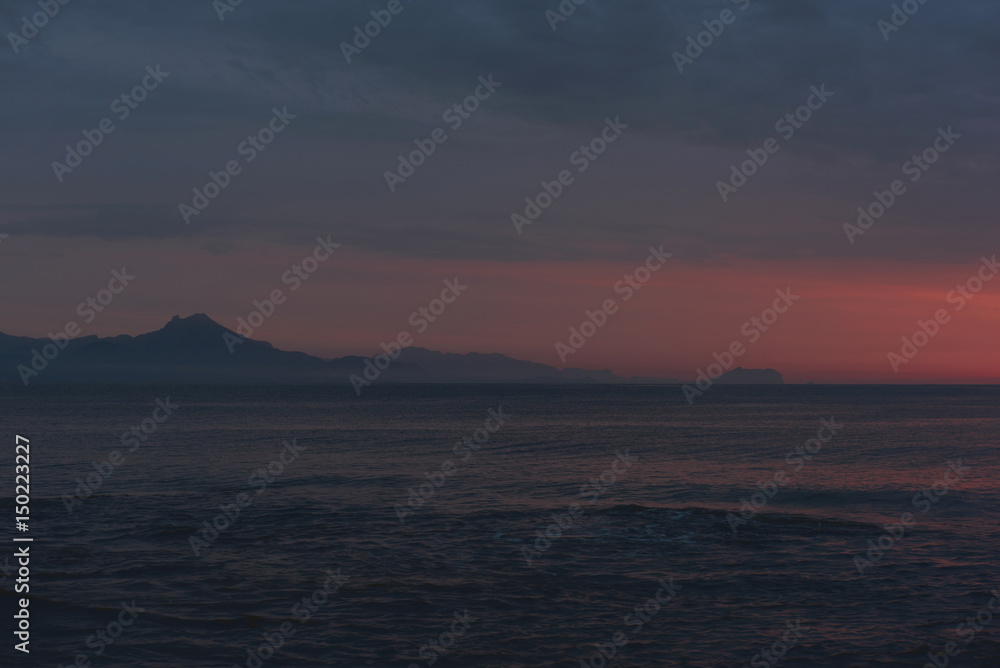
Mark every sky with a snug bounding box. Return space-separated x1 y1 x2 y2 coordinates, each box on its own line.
1 0 998 382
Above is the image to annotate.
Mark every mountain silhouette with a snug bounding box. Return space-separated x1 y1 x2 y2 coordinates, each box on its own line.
0 314 782 386
0 314 662 385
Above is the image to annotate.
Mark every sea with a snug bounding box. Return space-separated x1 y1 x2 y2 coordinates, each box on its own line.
1 384 998 667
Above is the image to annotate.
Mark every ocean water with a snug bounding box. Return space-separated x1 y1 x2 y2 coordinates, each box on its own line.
1 384 999 667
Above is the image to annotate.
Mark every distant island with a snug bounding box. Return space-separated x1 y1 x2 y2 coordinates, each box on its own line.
1 314 784 386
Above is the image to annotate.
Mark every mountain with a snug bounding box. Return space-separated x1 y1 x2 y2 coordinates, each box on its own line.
0 314 685 385
2 314 334 384
1 314 786 386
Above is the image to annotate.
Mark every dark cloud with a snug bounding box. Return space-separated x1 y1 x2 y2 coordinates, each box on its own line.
1 0 997 263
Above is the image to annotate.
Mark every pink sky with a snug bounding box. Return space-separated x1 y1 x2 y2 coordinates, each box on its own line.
4 237 997 383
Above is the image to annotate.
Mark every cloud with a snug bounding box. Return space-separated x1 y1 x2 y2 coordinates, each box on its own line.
0 0 997 264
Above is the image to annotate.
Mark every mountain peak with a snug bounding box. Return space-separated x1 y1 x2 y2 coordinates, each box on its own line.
154 314 232 341
165 313 224 329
